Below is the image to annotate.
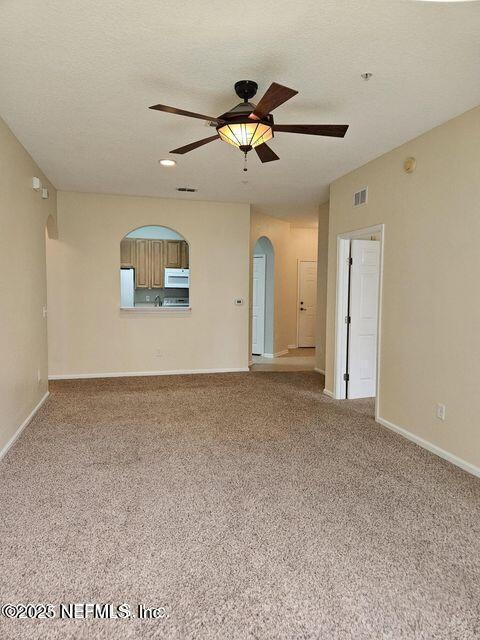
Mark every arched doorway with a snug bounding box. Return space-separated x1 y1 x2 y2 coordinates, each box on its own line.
252 236 274 356
46 214 58 239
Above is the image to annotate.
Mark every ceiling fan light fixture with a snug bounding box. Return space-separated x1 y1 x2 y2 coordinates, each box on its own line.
217 121 273 151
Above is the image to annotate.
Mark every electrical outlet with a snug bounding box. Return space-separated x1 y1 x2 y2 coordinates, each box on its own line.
436 403 446 421
146 296 150 302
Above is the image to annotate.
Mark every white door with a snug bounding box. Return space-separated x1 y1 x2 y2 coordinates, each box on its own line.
347 240 380 399
252 255 266 355
298 261 317 347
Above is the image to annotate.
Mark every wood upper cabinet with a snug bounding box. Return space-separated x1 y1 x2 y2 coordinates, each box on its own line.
150 240 164 288
135 239 150 289
120 238 135 267
164 240 182 268
121 236 187 290
180 240 189 268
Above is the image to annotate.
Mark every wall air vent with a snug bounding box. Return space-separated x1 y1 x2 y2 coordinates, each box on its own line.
353 187 368 207
176 187 197 193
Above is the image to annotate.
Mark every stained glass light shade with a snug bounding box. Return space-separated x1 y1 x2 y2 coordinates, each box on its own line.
217 121 273 150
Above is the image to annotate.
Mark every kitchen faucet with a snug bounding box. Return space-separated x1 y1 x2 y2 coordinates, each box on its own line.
154 295 161 307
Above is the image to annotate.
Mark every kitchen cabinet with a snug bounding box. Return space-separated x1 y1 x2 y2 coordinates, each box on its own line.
120 238 135 268
121 237 189 289
180 240 189 268
150 240 164 288
135 239 150 289
164 240 182 268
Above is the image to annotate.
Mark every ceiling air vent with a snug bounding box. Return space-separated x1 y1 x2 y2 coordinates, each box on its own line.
176 187 197 193
353 187 368 207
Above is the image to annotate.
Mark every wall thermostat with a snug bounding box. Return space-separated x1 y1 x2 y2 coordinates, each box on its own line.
403 157 416 174
234 298 244 306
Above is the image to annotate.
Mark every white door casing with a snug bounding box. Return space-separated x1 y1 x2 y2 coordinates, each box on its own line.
252 255 266 355
298 260 317 348
347 240 380 399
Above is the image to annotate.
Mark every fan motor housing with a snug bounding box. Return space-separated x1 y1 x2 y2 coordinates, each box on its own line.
234 80 258 102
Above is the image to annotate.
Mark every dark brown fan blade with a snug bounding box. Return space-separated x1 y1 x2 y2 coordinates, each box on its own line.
170 135 220 154
255 143 279 163
274 124 349 138
149 103 223 123
249 83 298 120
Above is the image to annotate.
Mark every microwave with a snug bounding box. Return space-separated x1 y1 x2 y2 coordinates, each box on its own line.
164 268 190 289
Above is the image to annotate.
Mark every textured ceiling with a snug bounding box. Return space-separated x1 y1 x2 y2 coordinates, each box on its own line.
1 0 480 225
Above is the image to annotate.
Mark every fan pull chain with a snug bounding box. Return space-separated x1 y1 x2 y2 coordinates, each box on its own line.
243 152 248 172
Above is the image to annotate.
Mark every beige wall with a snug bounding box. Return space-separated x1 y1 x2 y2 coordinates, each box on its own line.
47 192 250 377
315 202 329 372
325 106 480 469
250 210 318 355
0 117 57 454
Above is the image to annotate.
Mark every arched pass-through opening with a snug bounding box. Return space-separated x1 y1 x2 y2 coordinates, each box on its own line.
120 224 190 309
252 236 274 356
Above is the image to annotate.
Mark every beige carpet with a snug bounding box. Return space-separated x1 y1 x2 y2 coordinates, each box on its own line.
1 372 479 639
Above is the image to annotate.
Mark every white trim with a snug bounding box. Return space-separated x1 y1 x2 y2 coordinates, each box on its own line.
262 350 289 359
287 344 298 350
49 367 249 380
323 389 334 398
0 392 50 460
334 238 351 399
252 253 267 357
376 415 480 479
314 367 325 375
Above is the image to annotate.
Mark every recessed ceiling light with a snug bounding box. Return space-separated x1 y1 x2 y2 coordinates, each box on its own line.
159 159 176 167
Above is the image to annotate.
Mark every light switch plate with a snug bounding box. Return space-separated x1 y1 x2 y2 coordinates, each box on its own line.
436 403 446 421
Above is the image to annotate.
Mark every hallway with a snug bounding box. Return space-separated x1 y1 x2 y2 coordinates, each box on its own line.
250 347 316 372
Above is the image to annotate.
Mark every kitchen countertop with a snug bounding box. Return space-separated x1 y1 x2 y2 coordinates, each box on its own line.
120 305 191 313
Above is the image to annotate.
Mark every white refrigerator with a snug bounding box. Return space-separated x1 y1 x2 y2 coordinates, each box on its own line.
120 268 135 307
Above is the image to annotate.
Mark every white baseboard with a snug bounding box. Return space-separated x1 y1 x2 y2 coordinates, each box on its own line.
376 415 480 479
323 388 334 398
314 367 325 375
263 350 289 359
0 391 50 461
287 344 298 350
49 367 249 380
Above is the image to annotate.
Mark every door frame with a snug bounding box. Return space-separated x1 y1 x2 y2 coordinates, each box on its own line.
333 225 385 414
252 254 267 356
296 259 318 349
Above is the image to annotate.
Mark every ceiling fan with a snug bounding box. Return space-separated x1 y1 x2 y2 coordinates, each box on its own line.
149 80 349 167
